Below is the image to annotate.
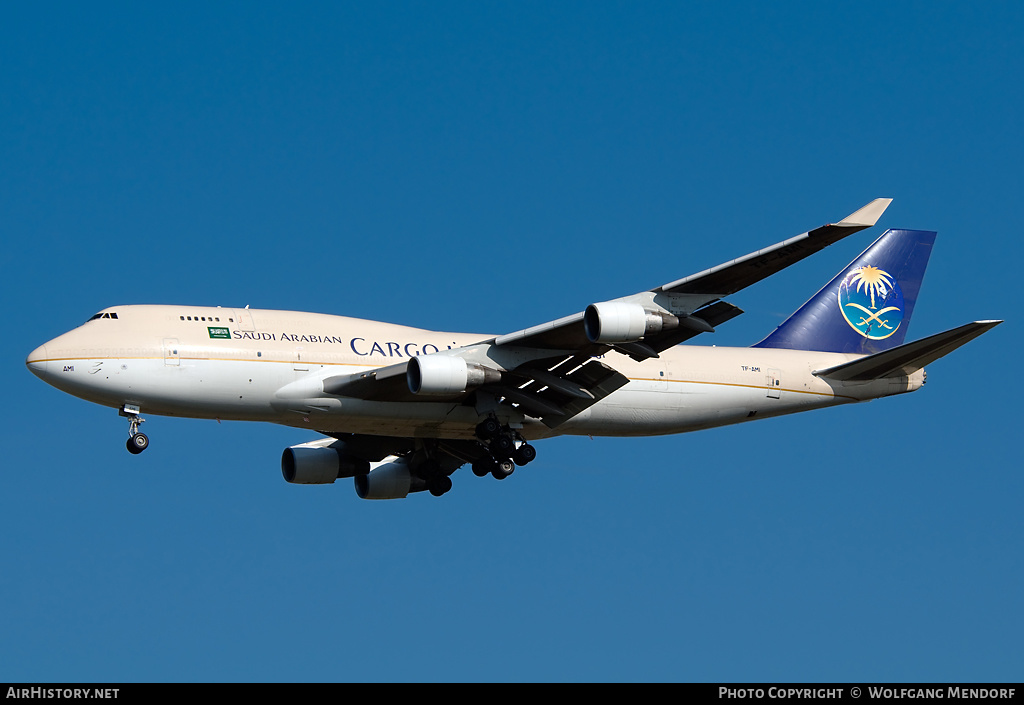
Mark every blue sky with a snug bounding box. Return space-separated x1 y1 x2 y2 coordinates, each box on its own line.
2 3 1021 682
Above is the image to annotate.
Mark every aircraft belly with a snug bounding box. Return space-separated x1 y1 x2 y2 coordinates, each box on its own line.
562 377 843 437
44 357 293 419
285 398 482 438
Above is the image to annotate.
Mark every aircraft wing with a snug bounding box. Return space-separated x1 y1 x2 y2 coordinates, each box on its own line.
323 360 411 400
319 198 892 426
492 198 892 353
321 352 630 428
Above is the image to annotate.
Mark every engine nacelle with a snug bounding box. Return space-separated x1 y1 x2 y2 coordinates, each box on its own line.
583 301 675 343
354 458 426 500
281 444 370 484
407 354 501 395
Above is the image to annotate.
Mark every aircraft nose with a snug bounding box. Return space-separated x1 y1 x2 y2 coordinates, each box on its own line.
26 344 49 378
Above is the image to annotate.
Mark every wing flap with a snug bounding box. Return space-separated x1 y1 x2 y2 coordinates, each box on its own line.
505 356 630 428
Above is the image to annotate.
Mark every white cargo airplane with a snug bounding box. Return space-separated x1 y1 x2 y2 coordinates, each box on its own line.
26 199 1000 499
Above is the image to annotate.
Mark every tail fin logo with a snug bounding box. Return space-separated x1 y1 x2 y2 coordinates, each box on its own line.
838 265 905 340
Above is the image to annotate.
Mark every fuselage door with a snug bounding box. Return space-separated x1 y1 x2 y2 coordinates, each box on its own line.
294 346 309 372
163 338 180 366
234 308 255 332
766 368 781 399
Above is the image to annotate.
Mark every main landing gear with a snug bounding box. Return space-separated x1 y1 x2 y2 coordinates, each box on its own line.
120 404 149 455
471 417 536 481
418 458 454 498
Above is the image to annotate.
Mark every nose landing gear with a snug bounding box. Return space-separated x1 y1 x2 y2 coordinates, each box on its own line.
120 404 149 455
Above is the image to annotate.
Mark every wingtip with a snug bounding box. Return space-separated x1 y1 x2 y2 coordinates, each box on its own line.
837 198 893 227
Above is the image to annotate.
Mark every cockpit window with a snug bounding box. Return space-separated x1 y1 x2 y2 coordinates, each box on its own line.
87 312 119 321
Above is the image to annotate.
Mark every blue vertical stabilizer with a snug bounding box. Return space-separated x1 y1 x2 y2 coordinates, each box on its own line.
753 229 936 354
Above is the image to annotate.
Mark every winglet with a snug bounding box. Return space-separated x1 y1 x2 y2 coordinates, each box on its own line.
837 198 893 227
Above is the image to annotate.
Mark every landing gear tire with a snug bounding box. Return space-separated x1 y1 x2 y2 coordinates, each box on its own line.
492 459 515 480
490 434 515 458
127 433 149 455
512 443 536 466
428 475 453 497
475 417 501 441
472 458 492 477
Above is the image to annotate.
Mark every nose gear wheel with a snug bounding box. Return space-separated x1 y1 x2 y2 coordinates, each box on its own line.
120 404 149 455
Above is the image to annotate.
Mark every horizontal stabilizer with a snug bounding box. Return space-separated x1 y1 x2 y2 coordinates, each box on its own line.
813 320 1002 382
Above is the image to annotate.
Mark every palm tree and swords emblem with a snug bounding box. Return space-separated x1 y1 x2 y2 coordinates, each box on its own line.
838 265 905 340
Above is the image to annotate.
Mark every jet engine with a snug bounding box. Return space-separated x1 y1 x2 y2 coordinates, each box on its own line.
354 458 427 500
583 302 677 343
407 354 502 395
281 443 370 484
